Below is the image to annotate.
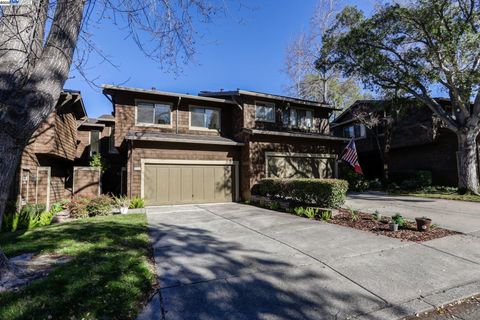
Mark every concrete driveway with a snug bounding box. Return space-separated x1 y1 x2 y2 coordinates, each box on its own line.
139 203 480 320
346 192 480 234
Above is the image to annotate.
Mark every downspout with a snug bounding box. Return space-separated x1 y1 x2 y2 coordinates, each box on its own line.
129 140 133 198
176 97 182 135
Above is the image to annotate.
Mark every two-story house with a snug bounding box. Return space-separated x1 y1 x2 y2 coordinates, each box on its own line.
331 99 476 186
12 90 88 209
103 85 347 206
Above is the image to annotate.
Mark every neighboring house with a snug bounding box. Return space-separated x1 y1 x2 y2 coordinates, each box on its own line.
75 114 122 195
102 85 347 206
12 91 88 209
331 99 478 186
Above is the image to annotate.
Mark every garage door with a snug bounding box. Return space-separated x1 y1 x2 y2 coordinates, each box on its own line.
144 164 235 205
267 155 334 179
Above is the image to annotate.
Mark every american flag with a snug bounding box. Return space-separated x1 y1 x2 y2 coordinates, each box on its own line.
341 138 363 174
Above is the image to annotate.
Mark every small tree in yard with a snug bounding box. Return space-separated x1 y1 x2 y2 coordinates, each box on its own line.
322 0 480 194
0 0 232 278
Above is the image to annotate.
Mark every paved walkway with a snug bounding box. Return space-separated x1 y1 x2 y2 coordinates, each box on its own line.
138 203 480 320
346 192 480 235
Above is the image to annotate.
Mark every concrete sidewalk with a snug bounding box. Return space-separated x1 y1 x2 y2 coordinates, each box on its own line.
138 203 480 320
345 192 480 235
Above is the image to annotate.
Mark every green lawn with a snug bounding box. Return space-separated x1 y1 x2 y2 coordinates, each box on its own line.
0 214 155 320
392 191 480 202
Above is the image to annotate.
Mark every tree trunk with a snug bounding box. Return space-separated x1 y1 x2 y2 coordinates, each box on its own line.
457 129 480 194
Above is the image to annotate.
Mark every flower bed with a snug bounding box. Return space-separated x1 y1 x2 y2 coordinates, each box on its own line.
329 209 458 242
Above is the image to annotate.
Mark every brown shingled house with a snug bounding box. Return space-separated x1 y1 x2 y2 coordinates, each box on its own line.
102 85 347 205
331 99 479 186
13 91 87 208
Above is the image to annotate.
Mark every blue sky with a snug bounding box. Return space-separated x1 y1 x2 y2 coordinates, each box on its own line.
65 0 375 118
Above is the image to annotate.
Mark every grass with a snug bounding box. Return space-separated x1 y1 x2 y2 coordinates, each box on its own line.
0 214 155 320
391 191 480 202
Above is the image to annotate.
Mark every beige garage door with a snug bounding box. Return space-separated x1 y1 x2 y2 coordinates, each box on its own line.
144 164 235 205
267 155 334 179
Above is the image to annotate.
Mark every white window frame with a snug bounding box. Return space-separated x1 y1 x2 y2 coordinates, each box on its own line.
343 124 366 139
255 101 276 123
188 105 222 132
135 99 173 128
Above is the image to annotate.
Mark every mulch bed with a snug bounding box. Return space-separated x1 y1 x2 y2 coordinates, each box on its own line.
328 209 459 242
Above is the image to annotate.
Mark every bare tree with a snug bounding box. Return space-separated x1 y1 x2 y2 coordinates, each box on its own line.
0 0 231 277
284 0 367 111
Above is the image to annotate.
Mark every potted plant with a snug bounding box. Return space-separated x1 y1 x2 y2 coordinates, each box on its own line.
372 210 382 221
390 213 405 231
113 195 130 214
415 216 432 231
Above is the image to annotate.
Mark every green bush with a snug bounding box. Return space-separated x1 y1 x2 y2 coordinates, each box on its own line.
391 213 405 226
50 200 69 214
17 204 46 231
253 178 348 208
129 196 145 209
86 195 113 217
38 210 54 227
393 170 432 190
1 211 19 233
67 197 90 218
341 170 370 191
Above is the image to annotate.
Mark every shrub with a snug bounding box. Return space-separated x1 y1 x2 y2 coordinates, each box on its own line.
67 197 90 218
391 214 405 226
369 179 383 190
113 195 130 208
253 178 348 208
269 201 280 211
86 195 113 216
129 196 145 209
341 169 370 191
38 210 55 227
17 204 46 230
1 211 19 233
320 210 332 221
393 170 432 190
50 200 69 214
89 153 109 173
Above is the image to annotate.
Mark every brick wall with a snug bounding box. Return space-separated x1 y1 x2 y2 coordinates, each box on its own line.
126 141 239 197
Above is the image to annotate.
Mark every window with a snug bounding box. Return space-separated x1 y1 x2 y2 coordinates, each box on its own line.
255 102 275 122
136 102 171 125
343 124 366 138
90 130 100 156
108 127 118 154
289 108 313 129
190 106 221 130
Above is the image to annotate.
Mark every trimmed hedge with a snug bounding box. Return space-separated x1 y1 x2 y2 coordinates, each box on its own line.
252 178 349 208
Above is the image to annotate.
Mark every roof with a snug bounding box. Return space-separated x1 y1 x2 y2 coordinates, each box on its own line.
77 118 105 128
60 90 87 119
98 114 115 122
125 131 245 146
245 129 349 142
102 85 238 105
199 89 340 110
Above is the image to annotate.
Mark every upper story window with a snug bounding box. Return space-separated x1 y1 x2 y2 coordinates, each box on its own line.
90 130 100 156
190 106 221 130
136 101 171 126
108 127 118 154
289 108 313 129
255 101 275 123
343 124 366 138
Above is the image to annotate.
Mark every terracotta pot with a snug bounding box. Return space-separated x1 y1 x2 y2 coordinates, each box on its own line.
415 217 432 232
390 223 399 232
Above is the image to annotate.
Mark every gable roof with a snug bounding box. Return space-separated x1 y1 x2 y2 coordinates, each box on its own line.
199 89 340 110
60 90 87 119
